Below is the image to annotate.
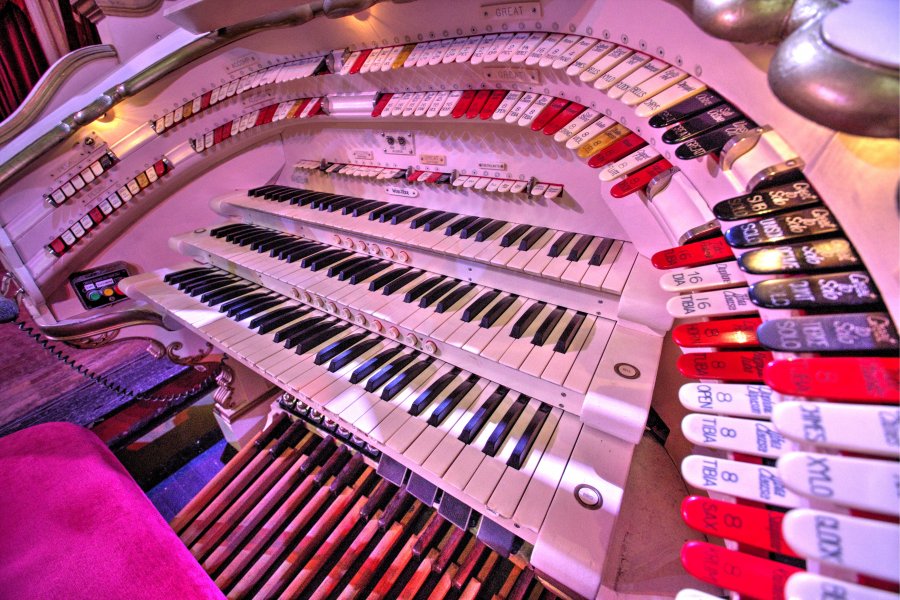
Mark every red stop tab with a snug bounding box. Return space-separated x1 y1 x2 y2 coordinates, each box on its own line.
200 90 213 110
306 98 324 116
48 237 67 256
681 541 802 600
672 317 762 348
465 90 491 119
530 97 569 131
681 497 798 557
479 90 507 120
677 350 771 382
154 160 168 177
610 159 673 198
451 90 477 119
651 238 734 270
88 207 104 224
542 102 586 135
586 133 647 168
764 357 899 403
371 93 393 117
407 170 425 182
424 171 444 184
348 49 371 74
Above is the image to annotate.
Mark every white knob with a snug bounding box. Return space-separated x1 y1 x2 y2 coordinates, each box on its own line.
423 340 438 353
405 333 419 346
384 246 396 259
398 250 410 263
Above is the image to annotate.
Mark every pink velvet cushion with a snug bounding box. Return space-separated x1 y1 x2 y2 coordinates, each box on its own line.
0 422 224 600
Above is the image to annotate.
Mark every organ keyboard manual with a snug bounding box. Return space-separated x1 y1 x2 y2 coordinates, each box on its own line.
0 0 896 599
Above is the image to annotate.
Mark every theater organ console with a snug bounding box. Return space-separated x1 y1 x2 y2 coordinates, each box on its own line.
0 1 897 598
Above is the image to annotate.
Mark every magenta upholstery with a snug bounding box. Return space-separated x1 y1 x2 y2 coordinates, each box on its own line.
0 422 224 600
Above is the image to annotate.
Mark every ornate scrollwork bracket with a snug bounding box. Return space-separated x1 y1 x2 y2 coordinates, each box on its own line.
213 360 237 409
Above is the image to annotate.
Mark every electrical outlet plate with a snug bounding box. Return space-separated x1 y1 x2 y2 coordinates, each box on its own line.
381 131 416 156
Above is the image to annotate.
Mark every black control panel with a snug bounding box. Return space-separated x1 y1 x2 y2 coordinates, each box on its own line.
69 262 131 309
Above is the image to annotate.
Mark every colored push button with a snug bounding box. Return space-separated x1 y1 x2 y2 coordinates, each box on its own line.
87 290 102 301
102 288 114 297
681 541 802 600
672 316 761 348
764 356 899 403
681 496 798 557
651 238 734 270
677 350 771 381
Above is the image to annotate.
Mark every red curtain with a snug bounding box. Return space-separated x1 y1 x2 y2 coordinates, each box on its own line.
0 0 49 121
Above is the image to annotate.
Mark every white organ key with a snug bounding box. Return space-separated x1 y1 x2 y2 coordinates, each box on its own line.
580 45 631 82
439 292 506 348
497 31 531 62
505 229 555 270
580 240 623 290
482 32 514 63
442 36 469 64
469 33 499 65
457 295 525 355
384 368 468 453
438 90 465 116
565 40 615 77
785 573 900 600
565 116 616 149
540 34 581 67
511 32 548 63
487 406 562 518
478 298 534 361
498 303 555 369
525 33 563 65
596 242 636 295
505 92 539 123
666 287 755 319
773 402 900 457
679 383 780 419
492 90 523 120
681 455 802 508
621 65 689 106
682 413 787 458
560 238 603 284
778 452 900 516
636 77 707 117
546 314 603 391
522 231 569 275
599 146 662 181
783 509 900 583
658 261 747 292
553 107 602 142
511 411 580 532
468 223 513 261
519 313 578 378
608 58 669 101
552 36 598 70
454 35 483 63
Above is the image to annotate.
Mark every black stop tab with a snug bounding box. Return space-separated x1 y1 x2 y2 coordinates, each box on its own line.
724 207 840 248
713 180 821 221
738 238 861 274
757 312 899 353
749 270 882 309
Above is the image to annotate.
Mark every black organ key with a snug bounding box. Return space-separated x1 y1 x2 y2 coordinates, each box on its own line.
419 279 460 308
384 270 424 295
311 193 339 209
405 275 445 303
286 191 319 205
253 306 310 333
757 312 898 354
369 203 399 221
299 248 341 269
713 179 821 221
370 267 412 292
482 394 529 456
339 257 382 281
554 312 587 353
267 238 304 255
255 235 294 253
350 346 403 384
165 267 213 284
532 306 567 346
320 197 353 212
347 199 380 216
475 220 507 242
445 216 478 236
548 231 576 257
283 243 325 263
749 270 882 310
725 207 840 248
329 256 372 279
739 238 861 275
675 119 757 160
410 368 461 416
187 277 242 296
274 315 329 345
208 224 247 239
391 206 426 224
364 352 419 392
379 205 409 222
423 212 458 232
353 201 387 217
315 332 371 365
588 238 615 266
329 337 382 372
500 224 531 248
234 297 285 321
233 231 271 246
511 302 547 339
507 404 551 469
462 289 501 322
340 199 373 215
296 322 351 354
648 90 726 128
662 104 741 144
435 283 476 313
480 295 518 328
247 185 276 197
459 386 509 444
349 262 389 285
460 217 493 239
267 189 294 201
567 234 594 261
381 357 436 401
174 271 224 290
201 284 254 305
222 292 270 316
308 250 355 271
518 227 550 251
410 210 444 229
427 375 480 426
